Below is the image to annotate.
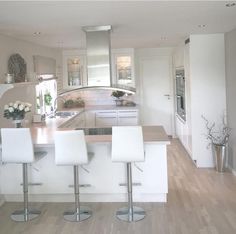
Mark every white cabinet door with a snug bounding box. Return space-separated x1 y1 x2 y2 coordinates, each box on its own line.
62 50 87 89
95 110 117 127
139 56 173 135
111 49 135 88
117 110 138 126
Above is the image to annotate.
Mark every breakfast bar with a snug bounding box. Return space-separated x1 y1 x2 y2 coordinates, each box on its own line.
0 117 170 203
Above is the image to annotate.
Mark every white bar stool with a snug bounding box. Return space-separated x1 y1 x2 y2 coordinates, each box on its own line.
112 126 145 222
54 130 92 222
1 128 47 222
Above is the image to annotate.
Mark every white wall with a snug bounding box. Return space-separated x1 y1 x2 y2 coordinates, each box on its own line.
225 28 236 172
0 34 62 127
190 34 226 167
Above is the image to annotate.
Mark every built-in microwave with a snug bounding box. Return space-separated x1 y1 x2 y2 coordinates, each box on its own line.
175 69 186 121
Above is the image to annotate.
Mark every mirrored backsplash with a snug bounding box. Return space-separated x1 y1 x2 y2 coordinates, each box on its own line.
62 89 138 107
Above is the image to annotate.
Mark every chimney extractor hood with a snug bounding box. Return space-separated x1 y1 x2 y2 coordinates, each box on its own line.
82 25 136 94
84 25 112 87
59 25 136 96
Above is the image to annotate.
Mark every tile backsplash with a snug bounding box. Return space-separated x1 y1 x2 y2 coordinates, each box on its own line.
63 90 138 106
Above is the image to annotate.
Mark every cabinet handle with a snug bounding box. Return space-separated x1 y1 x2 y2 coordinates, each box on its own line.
97 116 117 119
119 116 137 119
97 111 117 114
118 110 137 113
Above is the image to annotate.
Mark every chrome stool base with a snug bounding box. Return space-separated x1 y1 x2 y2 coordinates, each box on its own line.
63 206 92 222
11 209 41 222
116 206 145 222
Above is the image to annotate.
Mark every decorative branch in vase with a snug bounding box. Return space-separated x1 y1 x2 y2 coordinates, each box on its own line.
201 114 230 146
202 114 231 172
4 101 32 128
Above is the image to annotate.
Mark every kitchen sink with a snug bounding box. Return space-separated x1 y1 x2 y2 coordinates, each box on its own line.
49 111 79 118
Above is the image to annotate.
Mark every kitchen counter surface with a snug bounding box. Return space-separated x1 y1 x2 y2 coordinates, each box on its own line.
59 104 139 112
30 116 169 147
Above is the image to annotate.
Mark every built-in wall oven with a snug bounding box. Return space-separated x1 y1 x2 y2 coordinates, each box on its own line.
175 68 186 121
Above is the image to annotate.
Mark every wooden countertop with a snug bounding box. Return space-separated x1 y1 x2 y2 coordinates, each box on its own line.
30 117 170 147
59 105 139 112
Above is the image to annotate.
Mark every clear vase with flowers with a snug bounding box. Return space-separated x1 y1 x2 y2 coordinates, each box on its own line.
4 101 32 128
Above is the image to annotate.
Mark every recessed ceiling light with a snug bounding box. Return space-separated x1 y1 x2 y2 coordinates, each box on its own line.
198 24 206 28
226 2 236 7
33 32 41 35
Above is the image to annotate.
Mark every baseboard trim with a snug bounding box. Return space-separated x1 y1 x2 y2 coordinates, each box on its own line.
228 166 236 176
3 193 167 203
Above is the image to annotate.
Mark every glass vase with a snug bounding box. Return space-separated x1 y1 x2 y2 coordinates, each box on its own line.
13 119 23 128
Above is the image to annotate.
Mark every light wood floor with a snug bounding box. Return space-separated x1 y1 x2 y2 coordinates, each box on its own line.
1 139 236 234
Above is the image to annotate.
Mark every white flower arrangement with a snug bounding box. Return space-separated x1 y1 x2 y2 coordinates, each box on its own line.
4 101 32 120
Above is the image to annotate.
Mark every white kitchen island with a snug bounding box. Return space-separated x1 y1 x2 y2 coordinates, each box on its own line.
0 117 170 203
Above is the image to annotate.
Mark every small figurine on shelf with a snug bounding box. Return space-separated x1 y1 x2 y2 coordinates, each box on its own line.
4 101 31 128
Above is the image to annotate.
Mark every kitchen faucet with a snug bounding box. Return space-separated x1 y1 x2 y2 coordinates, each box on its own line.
53 96 66 117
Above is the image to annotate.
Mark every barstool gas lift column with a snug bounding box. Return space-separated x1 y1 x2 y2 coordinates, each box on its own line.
112 126 146 222
1 128 47 222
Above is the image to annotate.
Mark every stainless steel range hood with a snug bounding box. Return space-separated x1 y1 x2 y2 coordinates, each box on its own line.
59 25 135 96
84 25 112 87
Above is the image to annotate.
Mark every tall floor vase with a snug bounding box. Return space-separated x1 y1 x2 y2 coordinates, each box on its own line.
212 143 226 172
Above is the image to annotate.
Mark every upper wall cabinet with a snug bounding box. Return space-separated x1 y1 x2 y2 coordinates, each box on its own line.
62 50 87 90
62 49 135 90
111 49 135 88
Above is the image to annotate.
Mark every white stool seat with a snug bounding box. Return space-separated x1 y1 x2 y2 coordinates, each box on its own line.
1 128 47 222
112 126 145 163
112 126 145 222
54 130 92 222
55 130 88 165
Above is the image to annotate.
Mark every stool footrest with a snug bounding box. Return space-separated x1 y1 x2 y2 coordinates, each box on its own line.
119 182 141 186
68 184 91 188
20 183 43 186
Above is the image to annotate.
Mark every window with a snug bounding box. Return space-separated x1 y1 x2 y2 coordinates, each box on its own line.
36 76 57 115
33 56 57 116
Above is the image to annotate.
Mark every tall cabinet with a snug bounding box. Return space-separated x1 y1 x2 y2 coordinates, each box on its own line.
174 34 227 168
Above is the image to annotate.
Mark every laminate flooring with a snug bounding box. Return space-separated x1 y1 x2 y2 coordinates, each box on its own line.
1 139 236 234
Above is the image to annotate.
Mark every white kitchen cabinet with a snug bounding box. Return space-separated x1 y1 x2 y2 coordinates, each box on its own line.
95 110 117 127
0 142 168 202
117 110 139 126
62 50 87 90
111 49 135 88
95 109 139 127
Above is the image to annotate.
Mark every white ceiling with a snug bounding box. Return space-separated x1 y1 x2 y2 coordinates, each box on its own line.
0 1 236 49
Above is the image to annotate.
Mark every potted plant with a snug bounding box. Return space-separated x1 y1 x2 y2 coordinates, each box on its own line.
202 115 230 172
111 91 125 106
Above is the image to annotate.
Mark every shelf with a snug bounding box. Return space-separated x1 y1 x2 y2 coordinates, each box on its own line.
0 82 38 98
